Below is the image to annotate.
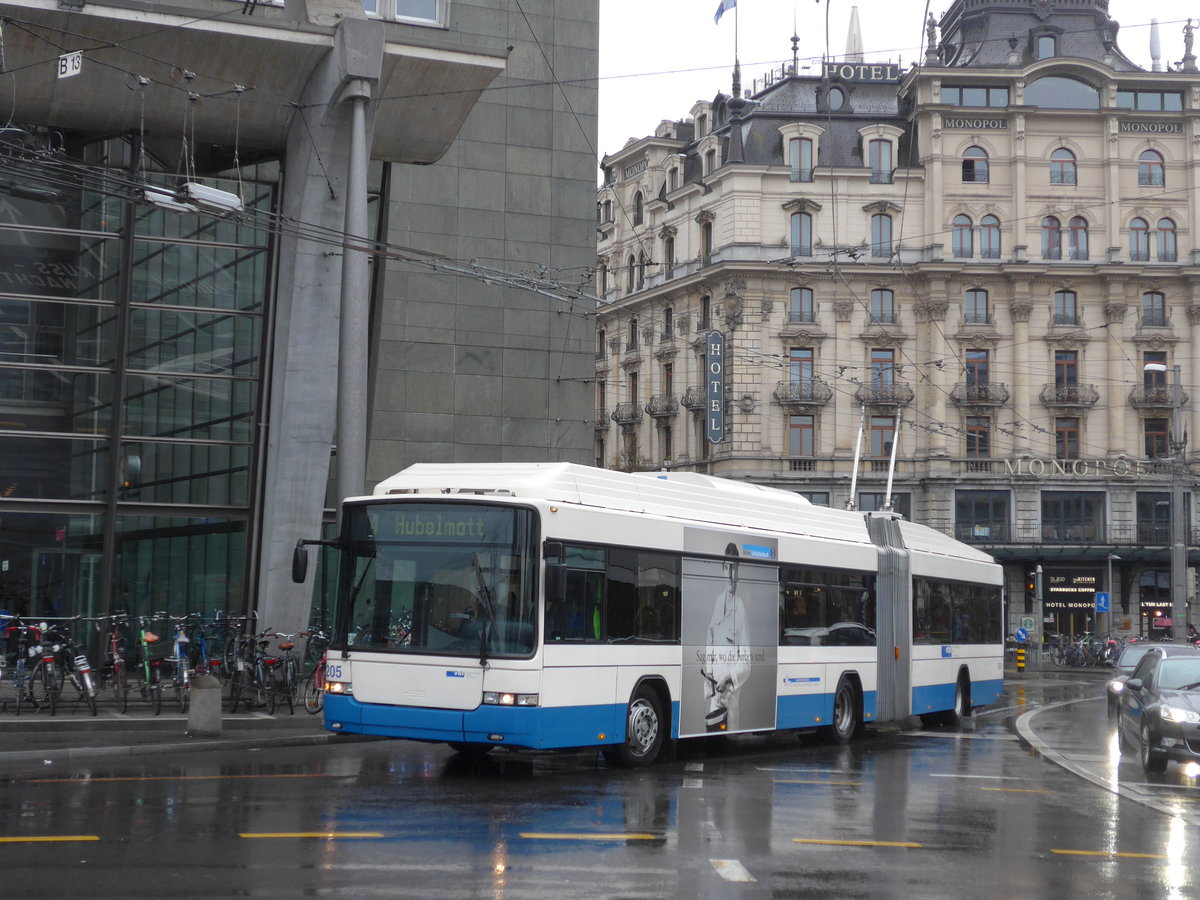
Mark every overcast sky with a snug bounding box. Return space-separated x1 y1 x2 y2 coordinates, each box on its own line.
597 0 1200 164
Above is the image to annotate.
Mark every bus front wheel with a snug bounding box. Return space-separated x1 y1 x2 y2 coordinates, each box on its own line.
826 678 859 745
605 686 665 767
940 675 969 727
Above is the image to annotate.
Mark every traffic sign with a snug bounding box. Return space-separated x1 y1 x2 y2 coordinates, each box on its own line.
1095 591 1110 613
1014 627 1029 643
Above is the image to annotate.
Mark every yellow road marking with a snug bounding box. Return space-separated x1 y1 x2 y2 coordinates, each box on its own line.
981 787 1050 794
239 832 384 839
1052 849 1166 859
30 773 348 785
794 839 921 849
0 835 100 843
519 832 661 841
776 779 861 786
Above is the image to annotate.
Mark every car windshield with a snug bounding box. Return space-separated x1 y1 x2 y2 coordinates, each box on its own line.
1158 658 1200 691
1118 646 1151 670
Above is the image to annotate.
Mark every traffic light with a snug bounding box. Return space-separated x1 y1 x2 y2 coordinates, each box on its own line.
1025 573 1036 613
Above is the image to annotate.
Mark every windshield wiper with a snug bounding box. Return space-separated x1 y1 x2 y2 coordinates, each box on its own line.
472 552 496 668
342 553 375 659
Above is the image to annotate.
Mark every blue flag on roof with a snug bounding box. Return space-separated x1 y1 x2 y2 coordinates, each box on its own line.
714 0 736 24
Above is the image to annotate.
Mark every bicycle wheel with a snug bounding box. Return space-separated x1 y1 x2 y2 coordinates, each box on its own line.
13 662 26 716
177 668 190 714
151 672 162 716
281 659 296 715
228 668 243 713
262 665 276 715
31 661 55 716
302 668 323 715
81 671 98 717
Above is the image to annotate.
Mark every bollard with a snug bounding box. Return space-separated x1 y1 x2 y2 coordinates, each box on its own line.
187 673 222 737
1016 646 1025 673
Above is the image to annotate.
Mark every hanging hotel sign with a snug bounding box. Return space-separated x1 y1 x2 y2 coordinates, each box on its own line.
1004 457 1164 478
1119 120 1183 134
943 117 1008 130
823 62 901 83
706 330 725 444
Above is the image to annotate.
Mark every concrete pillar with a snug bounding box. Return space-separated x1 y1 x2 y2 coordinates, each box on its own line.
1010 294 1033 455
1105 298 1127 455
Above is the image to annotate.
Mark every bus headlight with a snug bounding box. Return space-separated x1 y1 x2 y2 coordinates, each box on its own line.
325 680 353 696
482 692 538 707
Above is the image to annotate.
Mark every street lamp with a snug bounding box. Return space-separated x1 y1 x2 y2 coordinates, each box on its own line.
1105 553 1120 638
1144 363 1187 641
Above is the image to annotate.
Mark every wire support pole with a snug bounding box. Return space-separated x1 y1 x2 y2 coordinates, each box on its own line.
1170 363 1188 642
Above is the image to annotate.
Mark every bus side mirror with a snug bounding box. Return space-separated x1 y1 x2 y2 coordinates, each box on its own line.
292 542 309 584
543 541 564 563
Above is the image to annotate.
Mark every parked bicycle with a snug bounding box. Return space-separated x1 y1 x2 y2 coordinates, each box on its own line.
135 616 164 715
228 628 274 714
302 629 329 716
266 632 302 715
164 616 191 714
47 618 97 716
97 613 129 713
1 616 54 715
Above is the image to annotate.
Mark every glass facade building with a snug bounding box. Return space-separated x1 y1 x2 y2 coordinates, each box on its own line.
0 137 276 623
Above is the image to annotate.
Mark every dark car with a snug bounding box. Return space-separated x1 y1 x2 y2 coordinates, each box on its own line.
1117 648 1200 773
1106 642 1198 715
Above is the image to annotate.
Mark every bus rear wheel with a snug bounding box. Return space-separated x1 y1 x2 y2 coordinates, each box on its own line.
826 678 859 745
605 686 665 767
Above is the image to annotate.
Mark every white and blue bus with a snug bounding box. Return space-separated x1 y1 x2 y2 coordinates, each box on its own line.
294 463 1003 766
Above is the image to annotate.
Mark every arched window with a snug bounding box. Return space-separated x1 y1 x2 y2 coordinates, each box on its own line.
1025 76 1099 109
626 254 635 292
980 215 1001 259
1156 218 1177 262
1139 150 1164 187
633 191 644 226
663 236 675 278
962 147 989 183
871 214 893 258
952 214 974 258
790 211 812 257
1068 216 1089 260
1129 217 1150 261
1050 148 1076 185
1143 291 1167 327
598 263 608 296
1041 216 1062 259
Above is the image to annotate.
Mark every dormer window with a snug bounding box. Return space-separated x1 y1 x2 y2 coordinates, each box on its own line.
869 140 892 184
1037 34 1056 60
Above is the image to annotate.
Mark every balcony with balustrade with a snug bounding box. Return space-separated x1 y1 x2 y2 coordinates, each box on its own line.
611 402 643 426
1039 383 1099 409
680 386 706 415
950 382 1010 407
645 395 679 419
773 380 833 408
1129 384 1189 410
854 382 914 407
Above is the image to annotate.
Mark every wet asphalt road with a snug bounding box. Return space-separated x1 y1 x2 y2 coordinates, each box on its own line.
2 669 1198 899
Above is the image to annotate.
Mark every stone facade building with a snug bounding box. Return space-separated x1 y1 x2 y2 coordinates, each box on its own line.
595 0 1199 639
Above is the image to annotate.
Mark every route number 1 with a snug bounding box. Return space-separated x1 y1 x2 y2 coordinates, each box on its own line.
58 51 83 79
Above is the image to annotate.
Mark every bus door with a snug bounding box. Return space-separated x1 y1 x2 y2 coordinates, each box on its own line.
867 513 911 722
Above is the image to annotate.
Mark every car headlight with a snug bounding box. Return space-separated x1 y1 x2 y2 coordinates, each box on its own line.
1160 705 1200 724
482 692 539 707
1109 682 1124 694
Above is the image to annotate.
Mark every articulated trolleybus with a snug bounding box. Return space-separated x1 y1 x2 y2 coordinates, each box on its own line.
294 463 1003 766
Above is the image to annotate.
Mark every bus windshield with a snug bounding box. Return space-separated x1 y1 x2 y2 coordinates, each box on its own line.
336 502 538 658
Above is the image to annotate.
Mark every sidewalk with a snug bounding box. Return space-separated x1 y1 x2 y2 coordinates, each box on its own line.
0 706 374 765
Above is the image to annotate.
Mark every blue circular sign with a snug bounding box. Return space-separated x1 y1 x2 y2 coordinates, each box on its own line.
1014 627 1029 643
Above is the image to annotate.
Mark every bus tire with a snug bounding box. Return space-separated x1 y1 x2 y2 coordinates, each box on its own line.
605 685 665 768
448 742 494 757
826 678 859 745
941 674 969 727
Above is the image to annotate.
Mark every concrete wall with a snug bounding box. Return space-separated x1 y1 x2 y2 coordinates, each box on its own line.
370 0 598 481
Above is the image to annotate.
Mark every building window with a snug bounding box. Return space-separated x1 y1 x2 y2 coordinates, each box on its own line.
705 148 717 175
1144 351 1167 400
1068 216 1089 260
871 214 893 258
1037 34 1056 60
870 289 896 325
1137 491 1171 543
965 289 989 324
1118 90 1184 111
955 490 1010 542
667 168 678 192
1054 349 1078 392
980 215 1001 259
636 252 646 289
869 140 892 184
1145 417 1169 459
965 416 991 458
697 114 708 137
952 215 974 258
629 371 639 405
1025 75 1099 109
595 436 605 468
790 138 814 182
869 416 896 458
633 191 644 226
662 424 673 460
1143 291 1167 327
662 308 673 341
700 221 713 266
1130 217 1150 261
870 348 896 387
828 87 846 111
627 317 638 351
662 362 673 397
789 287 815 323
1050 148 1076 185
1041 216 1062 259
700 295 711 330
1041 491 1105 543
664 237 675 278
1054 417 1080 460
790 211 812 257
789 347 814 386
1139 150 1165 187
940 85 1009 107
966 349 989 399
363 0 447 24
962 146 989 183
597 330 606 360
626 254 635 292
789 414 814 457
598 264 607 296
1156 218 1177 262
1053 290 1078 325
798 491 829 506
